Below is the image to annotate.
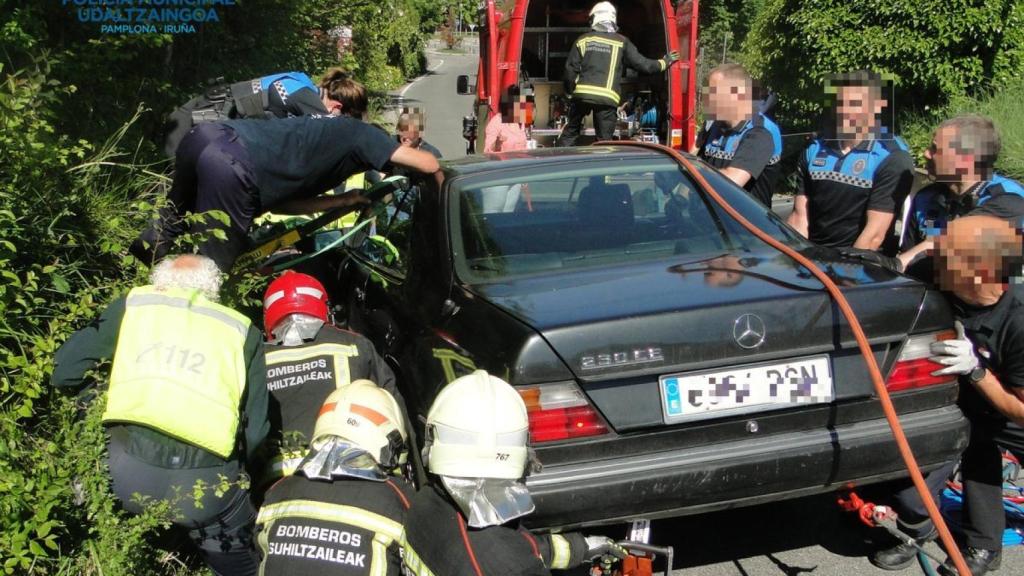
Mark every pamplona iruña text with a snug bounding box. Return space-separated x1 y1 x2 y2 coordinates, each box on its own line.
63 0 237 34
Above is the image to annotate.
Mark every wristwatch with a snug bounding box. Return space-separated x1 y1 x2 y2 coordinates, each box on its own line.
968 366 988 384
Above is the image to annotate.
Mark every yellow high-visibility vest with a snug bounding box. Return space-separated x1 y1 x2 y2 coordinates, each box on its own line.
104 286 251 458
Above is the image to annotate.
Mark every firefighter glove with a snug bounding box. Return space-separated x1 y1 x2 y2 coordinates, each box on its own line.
585 536 628 560
929 321 979 376
664 51 681 66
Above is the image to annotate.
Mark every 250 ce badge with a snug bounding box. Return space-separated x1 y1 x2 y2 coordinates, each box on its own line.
580 347 665 370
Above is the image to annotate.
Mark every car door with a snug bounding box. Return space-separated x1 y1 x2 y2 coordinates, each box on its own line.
343 185 420 359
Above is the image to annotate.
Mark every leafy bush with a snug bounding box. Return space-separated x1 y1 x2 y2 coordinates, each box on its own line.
901 77 1024 180
743 0 1024 132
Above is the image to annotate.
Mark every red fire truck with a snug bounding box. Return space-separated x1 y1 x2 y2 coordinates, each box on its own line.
457 0 699 151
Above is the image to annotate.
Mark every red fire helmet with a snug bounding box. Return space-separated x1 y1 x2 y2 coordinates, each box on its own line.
263 271 329 335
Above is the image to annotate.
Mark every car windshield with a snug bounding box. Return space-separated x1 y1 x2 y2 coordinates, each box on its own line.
450 156 805 284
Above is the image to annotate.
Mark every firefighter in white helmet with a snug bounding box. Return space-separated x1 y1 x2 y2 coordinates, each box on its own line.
259 270 399 486
557 2 679 146
255 380 413 575
401 370 625 575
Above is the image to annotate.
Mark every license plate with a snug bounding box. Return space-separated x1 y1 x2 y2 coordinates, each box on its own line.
660 356 833 424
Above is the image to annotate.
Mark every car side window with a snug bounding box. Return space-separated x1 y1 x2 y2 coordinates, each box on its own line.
357 187 417 275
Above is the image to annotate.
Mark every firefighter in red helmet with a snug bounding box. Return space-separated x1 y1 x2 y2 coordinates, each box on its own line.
259 271 399 487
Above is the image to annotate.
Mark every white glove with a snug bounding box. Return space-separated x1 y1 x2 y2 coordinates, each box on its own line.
584 535 627 560
929 321 979 376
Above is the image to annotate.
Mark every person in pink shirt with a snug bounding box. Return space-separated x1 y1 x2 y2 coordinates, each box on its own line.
484 87 534 153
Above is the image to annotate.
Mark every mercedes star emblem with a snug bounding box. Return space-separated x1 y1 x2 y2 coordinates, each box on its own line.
733 313 766 349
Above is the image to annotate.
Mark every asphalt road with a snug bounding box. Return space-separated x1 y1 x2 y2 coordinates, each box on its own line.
390 47 479 159
403 49 1024 576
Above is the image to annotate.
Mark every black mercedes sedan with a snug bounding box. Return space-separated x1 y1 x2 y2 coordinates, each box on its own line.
336 145 968 530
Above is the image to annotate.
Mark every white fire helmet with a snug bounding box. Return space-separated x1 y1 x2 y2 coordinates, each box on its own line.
299 380 407 481
424 370 529 479
423 370 535 527
590 2 617 27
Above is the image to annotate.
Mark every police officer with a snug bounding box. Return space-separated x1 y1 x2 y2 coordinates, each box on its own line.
260 271 397 483
897 114 1024 272
165 70 337 157
556 2 679 147
697 63 783 207
256 381 412 575
50 255 269 576
786 71 914 254
871 216 1024 575
402 370 626 575
132 112 441 272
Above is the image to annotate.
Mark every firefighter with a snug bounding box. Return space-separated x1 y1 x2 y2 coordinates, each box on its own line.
402 370 626 575
260 271 398 484
256 381 412 575
897 114 1024 273
131 112 440 272
556 2 679 147
50 254 269 576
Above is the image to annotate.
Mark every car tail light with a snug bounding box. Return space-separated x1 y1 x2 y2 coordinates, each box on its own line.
670 129 683 149
518 382 610 443
886 330 958 392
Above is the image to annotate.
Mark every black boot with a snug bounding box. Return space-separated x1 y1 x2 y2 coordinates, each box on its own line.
869 527 937 571
938 547 1002 576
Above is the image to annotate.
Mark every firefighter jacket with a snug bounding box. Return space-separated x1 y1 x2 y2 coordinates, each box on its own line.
402 485 589 576
257 474 413 576
51 288 269 468
563 31 668 107
105 286 251 458
263 326 398 480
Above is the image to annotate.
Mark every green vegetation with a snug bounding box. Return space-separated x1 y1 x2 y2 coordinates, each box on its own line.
743 0 1024 134
0 1 429 573
902 77 1024 181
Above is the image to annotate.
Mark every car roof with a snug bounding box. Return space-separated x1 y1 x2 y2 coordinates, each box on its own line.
442 145 679 176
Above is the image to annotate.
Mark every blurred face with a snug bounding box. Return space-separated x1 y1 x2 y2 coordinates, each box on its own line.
398 126 422 148
704 72 752 126
835 85 885 142
503 97 535 124
925 125 968 182
935 218 1022 295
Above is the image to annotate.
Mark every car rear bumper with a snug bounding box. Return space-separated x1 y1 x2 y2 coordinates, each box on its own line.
524 405 968 530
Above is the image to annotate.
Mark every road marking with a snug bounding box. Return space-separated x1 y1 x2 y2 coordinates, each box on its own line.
399 59 445 96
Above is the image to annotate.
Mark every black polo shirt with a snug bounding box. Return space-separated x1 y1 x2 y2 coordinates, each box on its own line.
796 137 914 252
951 284 1024 425
698 114 783 206
224 116 399 212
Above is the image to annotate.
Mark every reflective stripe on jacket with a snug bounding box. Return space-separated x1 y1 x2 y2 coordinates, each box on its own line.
105 286 250 458
564 31 666 107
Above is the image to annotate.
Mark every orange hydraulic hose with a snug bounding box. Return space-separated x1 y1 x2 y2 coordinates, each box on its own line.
609 141 971 576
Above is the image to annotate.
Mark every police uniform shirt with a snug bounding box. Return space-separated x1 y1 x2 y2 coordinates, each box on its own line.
402 485 587 576
262 72 329 119
796 137 914 250
698 114 783 206
950 285 1024 433
265 326 398 460
257 474 412 575
224 116 400 212
904 175 1024 250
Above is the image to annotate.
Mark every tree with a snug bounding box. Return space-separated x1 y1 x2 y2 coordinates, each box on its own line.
742 0 1024 130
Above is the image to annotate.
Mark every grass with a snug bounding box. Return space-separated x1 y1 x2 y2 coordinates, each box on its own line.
900 77 1024 180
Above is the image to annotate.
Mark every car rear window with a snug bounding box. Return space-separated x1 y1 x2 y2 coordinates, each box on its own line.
450 157 804 283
